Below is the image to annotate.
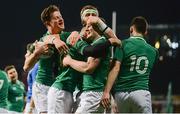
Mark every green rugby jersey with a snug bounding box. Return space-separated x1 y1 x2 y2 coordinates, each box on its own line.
52 40 86 93
113 36 159 92
82 37 110 91
7 80 25 112
36 31 71 86
0 70 9 109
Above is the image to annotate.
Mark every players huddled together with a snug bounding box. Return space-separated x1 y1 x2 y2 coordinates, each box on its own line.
0 4 158 114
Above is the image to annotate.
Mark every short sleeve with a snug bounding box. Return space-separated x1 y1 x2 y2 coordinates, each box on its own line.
113 47 123 62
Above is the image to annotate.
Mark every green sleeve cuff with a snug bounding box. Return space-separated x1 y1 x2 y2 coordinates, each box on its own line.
73 39 89 55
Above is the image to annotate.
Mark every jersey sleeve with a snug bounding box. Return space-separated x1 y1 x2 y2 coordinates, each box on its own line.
73 39 89 55
83 40 111 58
73 37 112 57
113 46 123 62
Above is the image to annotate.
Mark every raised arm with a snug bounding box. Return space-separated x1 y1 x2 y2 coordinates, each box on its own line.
86 16 121 42
23 51 39 72
23 42 49 72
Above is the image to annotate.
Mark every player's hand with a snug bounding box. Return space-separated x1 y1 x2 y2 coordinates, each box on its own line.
111 102 118 113
86 16 100 25
45 34 69 54
108 38 122 47
67 31 81 46
54 38 69 54
62 55 72 67
33 41 48 57
23 107 33 114
100 92 111 109
86 17 107 34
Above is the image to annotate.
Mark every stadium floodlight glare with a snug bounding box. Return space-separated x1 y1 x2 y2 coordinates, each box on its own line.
155 41 160 49
171 42 179 49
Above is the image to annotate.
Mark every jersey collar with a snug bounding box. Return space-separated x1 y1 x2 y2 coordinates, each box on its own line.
46 31 63 35
130 36 146 43
91 36 106 45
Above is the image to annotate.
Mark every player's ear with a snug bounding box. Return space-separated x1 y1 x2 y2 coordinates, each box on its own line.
144 30 148 35
44 21 50 26
130 26 133 34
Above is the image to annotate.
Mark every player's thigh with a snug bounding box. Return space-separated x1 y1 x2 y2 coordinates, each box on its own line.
48 87 73 113
0 108 8 113
129 90 152 113
75 91 104 113
32 82 50 113
114 92 131 112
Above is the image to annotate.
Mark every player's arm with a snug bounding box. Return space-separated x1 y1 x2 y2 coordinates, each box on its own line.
67 31 121 58
71 37 110 58
101 46 123 109
101 60 121 109
23 52 39 72
63 55 100 74
83 38 121 57
27 97 35 114
86 16 122 45
23 41 48 72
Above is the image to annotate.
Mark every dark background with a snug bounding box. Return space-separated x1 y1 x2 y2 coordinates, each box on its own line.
0 0 179 94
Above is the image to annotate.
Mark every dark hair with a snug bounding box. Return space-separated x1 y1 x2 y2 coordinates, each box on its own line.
41 5 60 25
130 16 148 34
26 43 35 53
4 65 15 73
80 5 99 17
26 43 33 50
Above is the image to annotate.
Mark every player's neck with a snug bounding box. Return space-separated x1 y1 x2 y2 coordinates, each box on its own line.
93 34 101 41
11 79 17 84
132 32 143 37
47 27 60 34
